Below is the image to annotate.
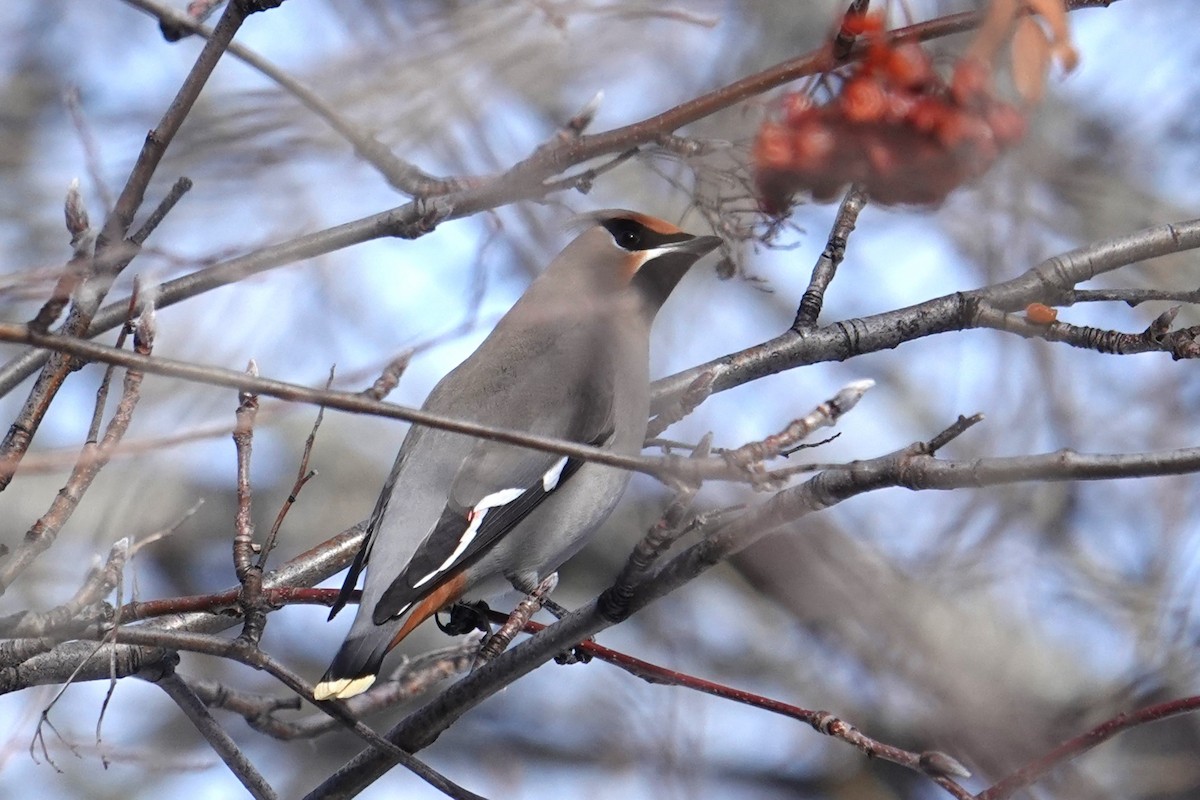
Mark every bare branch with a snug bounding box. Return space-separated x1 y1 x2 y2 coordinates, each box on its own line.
152 670 278 800
188 641 476 740
27 180 96 334
123 0 457 196
0 303 155 593
976 302 1200 358
793 184 867 329
0 0 253 488
0 3 1113 399
652 216 1200 411
307 422 1200 798
473 573 558 667
232 360 266 644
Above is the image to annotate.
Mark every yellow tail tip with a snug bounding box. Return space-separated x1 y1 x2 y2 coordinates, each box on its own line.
313 674 376 701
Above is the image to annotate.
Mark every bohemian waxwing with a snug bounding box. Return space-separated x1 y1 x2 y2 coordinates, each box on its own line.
313 210 720 700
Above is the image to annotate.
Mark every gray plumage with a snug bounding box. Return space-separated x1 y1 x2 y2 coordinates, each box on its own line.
314 211 718 700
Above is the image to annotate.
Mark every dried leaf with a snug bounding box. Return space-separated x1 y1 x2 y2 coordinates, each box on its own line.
1011 17 1051 103
1025 0 1079 73
967 0 1021 64
1051 40 1080 73
1024 0 1070 48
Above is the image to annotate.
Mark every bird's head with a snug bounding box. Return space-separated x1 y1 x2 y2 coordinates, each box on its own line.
564 210 721 314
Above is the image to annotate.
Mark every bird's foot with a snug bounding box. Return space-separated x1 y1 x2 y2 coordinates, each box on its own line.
553 644 593 665
474 573 559 668
507 573 590 664
437 600 492 636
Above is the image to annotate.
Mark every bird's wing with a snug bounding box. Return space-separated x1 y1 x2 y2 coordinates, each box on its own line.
370 420 612 625
327 447 414 620
337 309 622 625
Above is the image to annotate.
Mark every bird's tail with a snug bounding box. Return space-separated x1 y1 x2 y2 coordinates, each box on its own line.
312 631 391 700
313 584 456 700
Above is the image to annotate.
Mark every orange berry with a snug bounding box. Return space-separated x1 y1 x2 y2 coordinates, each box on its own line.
936 111 993 153
885 91 917 123
865 138 897 177
885 43 935 90
754 123 793 170
907 97 949 133
841 12 884 37
950 58 993 108
781 92 816 127
841 77 888 123
987 103 1028 148
792 122 836 167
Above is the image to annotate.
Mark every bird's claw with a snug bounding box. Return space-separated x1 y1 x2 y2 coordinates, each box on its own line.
437 600 491 636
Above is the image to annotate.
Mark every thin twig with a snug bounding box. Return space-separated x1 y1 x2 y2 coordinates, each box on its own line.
599 434 713 623
125 0 459 196
1064 287 1200 307
27 180 96 334
721 379 875 474
793 184 867 329
104 626 486 800
978 695 1200 800
473 574 558 667
557 618 970 786
256 369 329 570
361 350 414 401
975 303 1200 359
0 0 252 489
188 641 477 740
0 3 1115 400
63 87 116 212
232 360 266 644
129 177 193 247
0 304 155 593
153 669 278 800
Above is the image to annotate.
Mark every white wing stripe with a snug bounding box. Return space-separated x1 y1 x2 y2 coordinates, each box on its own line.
542 457 569 492
477 487 526 510
411 486 526 589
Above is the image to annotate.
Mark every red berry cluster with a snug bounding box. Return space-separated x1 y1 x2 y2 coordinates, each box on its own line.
754 14 1027 211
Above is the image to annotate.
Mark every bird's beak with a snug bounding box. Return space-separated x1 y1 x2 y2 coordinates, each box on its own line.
675 235 721 257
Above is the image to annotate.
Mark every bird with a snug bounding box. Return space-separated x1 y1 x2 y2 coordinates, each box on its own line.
313 210 720 701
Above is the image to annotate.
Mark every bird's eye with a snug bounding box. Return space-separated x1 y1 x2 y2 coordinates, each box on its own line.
601 217 650 251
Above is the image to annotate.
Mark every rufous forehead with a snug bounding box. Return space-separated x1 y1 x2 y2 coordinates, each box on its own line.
619 212 685 236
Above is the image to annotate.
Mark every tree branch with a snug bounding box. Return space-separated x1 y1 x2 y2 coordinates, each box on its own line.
152 669 278 800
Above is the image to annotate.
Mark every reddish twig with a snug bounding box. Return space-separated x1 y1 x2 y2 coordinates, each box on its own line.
496 615 972 794
978 695 1200 800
